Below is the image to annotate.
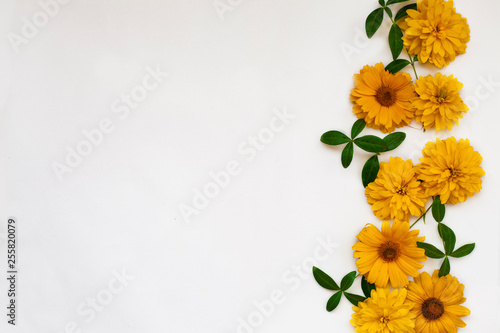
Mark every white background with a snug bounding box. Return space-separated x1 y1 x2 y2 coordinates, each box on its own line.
1 0 500 332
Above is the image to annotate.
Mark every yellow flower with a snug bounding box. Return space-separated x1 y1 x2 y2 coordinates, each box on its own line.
412 73 469 131
350 63 416 133
353 221 427 288
366 157 428 222
417 137 484 204
402 0 470 68
407 270 470 333
351 288 416 333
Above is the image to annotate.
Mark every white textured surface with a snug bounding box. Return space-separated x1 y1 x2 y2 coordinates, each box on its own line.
1 0 499 332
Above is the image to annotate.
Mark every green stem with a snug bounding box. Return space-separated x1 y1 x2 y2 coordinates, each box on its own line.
407 51 419 80
410 201 433 229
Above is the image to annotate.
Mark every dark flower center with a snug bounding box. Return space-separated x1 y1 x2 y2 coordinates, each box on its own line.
378 241 401 262
376 86 397 107
396 185 407 195
436 90 447 103
421 298 445 321
448 167 459 177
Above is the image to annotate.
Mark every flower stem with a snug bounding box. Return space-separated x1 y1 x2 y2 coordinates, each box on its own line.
407 51 419 80
410 202 433 229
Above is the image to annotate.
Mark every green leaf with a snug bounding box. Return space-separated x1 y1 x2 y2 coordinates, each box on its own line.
341 142 354 169
384 6 393 19
378 0 385 6
321 131 351 146
351 119 366 139
417 242 445 259
450 243 475 258
312 267 340 290
365 8 384 39
395 3 417 22
382 132 406 151
414 54 419 63
361 276 376 298
387 0 410 5
432 196 446 222
326 292 342 312
385 59 411 74
354 135 387 153
438 223 456 255
362 155 380 187
340 271 357 291
343 292 366 306
439 257 450 277
389 23 403 60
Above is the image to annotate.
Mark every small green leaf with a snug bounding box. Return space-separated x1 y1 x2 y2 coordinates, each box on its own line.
438 223 456 255
326 292 342 312
313 267 340 290
343 292 366 306
340 271 357 291
417 242 445 259
450 243 475 258
432 196 446 222
321 131 351 145
351 119 366 139
378 0 385 6
354 135 387 153
362 155 380 187
365 8 385 39
385 59 411 74
395 3 417 22
389 23 403 60
361 276 376 298
387 0 410 5
414 54 419 63
382 132 406 151
439 257 450 277
384 6 393 19
342 142 354 169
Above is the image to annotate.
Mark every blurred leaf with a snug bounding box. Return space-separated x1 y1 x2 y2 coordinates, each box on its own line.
387 0 410 5
361 276 376 298
432 196 446 222
340 271 357 291
362 155 380 187
342 142 354 168
321 131 351 145
354 135 387 153
450 244 475 258
382 132 406 151
414 54 419 63
366 8 384 38
384 6 393 18
439 257 450 277
438 223 456 255
389 23 403 60
395 3 417 22
326 292 342 312
379 0 385 6
351 119 366 139
313 267 340 290
417 242 445 259
385 59 410 74
343 292 366 306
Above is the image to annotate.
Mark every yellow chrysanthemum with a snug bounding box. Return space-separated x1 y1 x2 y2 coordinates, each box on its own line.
351 288 416 333
402 0 470 69
366 157 428 222
407 270 470 333
353 221 427 288
412 73 469 131
417 137 484 204
350 63 416 133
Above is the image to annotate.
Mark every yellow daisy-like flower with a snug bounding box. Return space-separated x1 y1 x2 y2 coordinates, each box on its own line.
351 288 416 333
353 221 427 288
407 270 470 333
402 0 470 69
417 137 484 204
366 157 428 222
350 63 416 133
412 73 469 131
